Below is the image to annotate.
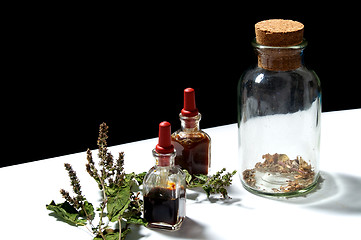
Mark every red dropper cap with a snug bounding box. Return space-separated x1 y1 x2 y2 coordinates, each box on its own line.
181 88 199 117
155 121 174 154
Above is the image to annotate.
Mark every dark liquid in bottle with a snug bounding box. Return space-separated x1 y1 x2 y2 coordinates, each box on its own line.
144 187 179 225
172 133 210 175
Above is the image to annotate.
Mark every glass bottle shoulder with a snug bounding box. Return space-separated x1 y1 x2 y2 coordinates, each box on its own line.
144 165 184 178
238 66 321 117
143 165 185 185
171 128 211 142
239 66 320 88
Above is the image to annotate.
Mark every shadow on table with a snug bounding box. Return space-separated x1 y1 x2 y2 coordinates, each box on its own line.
152 217 207 239
127 224 151 239
275 171 361 215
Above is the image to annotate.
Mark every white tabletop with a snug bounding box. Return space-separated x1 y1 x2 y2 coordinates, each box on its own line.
1 109 360 240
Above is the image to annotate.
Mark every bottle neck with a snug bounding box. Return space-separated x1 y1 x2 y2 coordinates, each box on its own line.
152 149 176 167
180 113 201 131
253 39 307 71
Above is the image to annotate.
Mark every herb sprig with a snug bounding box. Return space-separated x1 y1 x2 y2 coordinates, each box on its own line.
47 123 146 240
185 168 237 199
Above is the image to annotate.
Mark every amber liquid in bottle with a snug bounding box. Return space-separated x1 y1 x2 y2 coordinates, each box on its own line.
172 132 210 175
172 88 211 176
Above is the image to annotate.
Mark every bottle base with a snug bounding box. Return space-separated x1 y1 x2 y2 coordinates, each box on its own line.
147 217 185 231
241 172 319 197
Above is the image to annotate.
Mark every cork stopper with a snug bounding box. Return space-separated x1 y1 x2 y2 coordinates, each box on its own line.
254 19 305 71
255 19 304 47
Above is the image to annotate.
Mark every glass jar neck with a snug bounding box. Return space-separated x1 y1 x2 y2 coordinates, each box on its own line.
152 149 176 167
252 39 307 71
180 113 201 131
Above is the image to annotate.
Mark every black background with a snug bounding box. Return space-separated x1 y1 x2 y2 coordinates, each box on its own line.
4 4 360 168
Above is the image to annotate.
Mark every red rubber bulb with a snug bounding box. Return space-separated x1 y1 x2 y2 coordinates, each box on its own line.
181 88 199 117
155 121 174 154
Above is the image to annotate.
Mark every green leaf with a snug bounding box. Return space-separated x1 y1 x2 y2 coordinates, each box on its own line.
107 185 131 222
93 228 131 240
105 232 120 240
126 215 148 226
186 172 207 188
125 172 136 182
105 185 119 197
94 232 120 240
79 201 95 220
134 172 147 185
184 170 192 185
202 185 212 198
194 174 208 182
46 200 87 226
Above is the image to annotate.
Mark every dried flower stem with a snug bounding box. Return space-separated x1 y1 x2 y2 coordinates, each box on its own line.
63 164 84 208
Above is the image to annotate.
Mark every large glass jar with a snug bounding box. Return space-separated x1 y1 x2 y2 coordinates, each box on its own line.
237 22 321 197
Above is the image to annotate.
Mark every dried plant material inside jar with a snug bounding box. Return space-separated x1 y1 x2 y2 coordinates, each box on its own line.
243 153 315 193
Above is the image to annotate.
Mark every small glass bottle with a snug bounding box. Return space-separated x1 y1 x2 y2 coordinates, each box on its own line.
238 19 321 197
171 88 211 176
143 121 186 231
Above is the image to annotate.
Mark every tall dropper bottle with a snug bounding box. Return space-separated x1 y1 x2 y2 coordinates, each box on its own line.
171 88 211 175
